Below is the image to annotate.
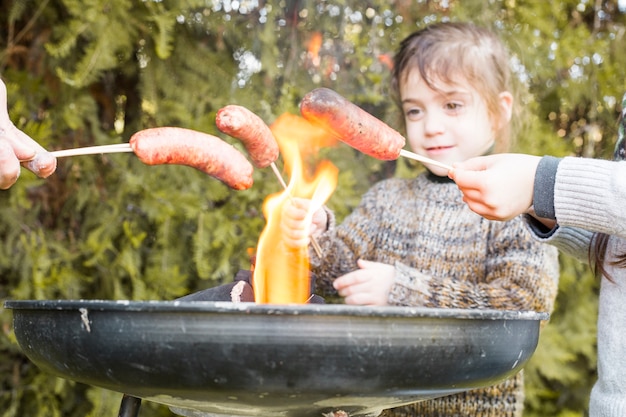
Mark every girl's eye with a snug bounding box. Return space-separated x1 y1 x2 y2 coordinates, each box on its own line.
445 102 463 112
405 107 423 120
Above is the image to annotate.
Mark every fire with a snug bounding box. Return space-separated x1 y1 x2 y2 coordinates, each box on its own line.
377 53 394 70
252 113 338 304
307 32 323 67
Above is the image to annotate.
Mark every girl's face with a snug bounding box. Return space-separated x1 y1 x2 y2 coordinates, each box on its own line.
400 69 512 176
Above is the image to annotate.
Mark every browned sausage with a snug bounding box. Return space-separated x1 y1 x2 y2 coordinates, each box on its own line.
129 127 254 190
299 88 405 160
215 105 279 168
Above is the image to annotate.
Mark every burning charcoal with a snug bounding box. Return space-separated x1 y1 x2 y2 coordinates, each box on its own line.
230 281 253 302
308 294 325 304
176 281 254 302
323 411 350 417
177 270 324 304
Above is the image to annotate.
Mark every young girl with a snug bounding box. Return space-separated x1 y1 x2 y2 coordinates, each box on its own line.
282 22 560 417
451 99 626 416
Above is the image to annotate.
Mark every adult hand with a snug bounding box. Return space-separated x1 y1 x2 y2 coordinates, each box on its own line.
333 259 395 306
0 79 56 189
449 153 540 221
280 197 327 248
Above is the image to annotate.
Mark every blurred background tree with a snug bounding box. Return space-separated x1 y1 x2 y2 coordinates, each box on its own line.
1 0 624 416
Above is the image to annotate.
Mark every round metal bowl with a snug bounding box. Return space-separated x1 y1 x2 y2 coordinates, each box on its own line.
5 300 547 417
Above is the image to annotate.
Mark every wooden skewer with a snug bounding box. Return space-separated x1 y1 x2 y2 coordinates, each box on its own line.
269 161 324 258
399 149 453 171
49 143 134 158
42 144 451 172
269 162 289 190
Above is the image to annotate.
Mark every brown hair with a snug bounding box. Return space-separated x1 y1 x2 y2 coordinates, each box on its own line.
391 22 513 151
590 233 626 282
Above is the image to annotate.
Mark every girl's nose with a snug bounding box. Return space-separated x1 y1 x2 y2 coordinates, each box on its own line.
423 111 445 136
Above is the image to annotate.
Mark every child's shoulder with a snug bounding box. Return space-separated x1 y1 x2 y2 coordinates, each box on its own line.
366 174 457 203
368 176 415 195
381 172 457 190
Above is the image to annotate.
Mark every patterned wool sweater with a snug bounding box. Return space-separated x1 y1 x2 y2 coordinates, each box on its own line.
310 172 560 417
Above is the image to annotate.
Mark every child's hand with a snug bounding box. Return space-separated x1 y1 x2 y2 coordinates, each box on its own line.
450 153 540 221
333 259 395 306
280 197 327 248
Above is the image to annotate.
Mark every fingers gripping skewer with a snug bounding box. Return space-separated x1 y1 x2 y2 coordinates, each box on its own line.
269 161 324 258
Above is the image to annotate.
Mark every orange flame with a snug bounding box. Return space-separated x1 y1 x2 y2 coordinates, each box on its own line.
307 32 323 67
377 53 394 70
252 113 338 304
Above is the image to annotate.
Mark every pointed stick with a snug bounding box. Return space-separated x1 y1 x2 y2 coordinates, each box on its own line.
269 161 323 258
399 149 453 171
49 143 134 158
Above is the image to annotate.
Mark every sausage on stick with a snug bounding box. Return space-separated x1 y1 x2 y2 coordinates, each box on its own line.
215 105 280 169
129 127 254 190
299 88 452 171
299 88 405 160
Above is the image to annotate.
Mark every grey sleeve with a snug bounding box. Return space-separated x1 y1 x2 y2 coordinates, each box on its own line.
523 215 594 262
532 156 561 220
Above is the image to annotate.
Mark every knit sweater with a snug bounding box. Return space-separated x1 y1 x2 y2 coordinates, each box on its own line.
311 172 560 417
528 156 626 417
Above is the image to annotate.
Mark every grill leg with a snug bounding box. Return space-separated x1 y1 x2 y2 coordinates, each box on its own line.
118 394 142 417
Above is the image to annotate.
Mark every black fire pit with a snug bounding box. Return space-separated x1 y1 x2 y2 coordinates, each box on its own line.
4 300 546 417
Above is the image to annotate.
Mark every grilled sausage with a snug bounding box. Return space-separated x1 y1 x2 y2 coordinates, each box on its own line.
299 88 405 160
215 105 279 168
129 127 254 190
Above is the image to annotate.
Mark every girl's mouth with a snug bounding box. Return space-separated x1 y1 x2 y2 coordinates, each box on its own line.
425 145 453 155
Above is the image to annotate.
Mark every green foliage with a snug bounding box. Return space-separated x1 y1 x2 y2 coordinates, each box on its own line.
1 0 625 415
